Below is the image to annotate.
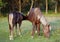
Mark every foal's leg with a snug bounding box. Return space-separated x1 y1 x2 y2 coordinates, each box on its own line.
9 24 14 40
31 23 36 38
15 23 17 36
15 23 21 36
36 23 40 36
18 22 22 36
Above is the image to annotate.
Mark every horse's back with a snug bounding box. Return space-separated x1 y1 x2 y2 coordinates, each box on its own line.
8 12 24 24
28 8 40 23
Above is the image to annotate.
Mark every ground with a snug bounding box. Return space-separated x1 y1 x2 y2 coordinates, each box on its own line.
0 15 60 42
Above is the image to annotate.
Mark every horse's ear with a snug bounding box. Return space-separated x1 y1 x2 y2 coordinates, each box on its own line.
49 24 51 31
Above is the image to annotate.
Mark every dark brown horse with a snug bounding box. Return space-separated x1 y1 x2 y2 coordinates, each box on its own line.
8 11 26 40
25 8 51 38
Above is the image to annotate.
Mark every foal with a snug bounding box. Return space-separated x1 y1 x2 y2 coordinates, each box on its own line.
8 11 26 40
26 8 51 38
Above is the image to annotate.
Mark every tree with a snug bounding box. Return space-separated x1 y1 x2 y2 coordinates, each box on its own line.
0 0 2 14
52 0 58 14
57 0 60 12
46 0 48 14
19 0 21 12
30 0 34 11
27 0 34 15
55 0 57 14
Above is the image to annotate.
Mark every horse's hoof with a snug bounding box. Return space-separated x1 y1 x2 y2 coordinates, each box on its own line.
9 38 13 40
35 31 37 33
31 36 34 38
9 36 13 40
19 33 22 37
19 35 22 37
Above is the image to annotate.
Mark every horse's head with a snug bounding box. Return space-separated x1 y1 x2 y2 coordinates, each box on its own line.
44 24 51 31
43 24 51 38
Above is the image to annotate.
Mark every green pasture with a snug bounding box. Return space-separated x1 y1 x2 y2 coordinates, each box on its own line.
0 16 60 42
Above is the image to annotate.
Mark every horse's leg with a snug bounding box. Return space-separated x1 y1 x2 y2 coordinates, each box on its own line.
35 25 37 33
15 23 17 36
36 23 40 36
31 23 35 38
9 24 14 40
18 22 22 36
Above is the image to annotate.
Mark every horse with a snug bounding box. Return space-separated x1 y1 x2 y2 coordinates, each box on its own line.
8 11 26 40
25 7 51 38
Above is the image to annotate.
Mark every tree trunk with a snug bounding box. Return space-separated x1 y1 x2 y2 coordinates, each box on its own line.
19 0 21 12
55 1 57 14
46 0 48 14
0 7 1 16
27 0 34 14
57 0 60 12
30 0 34 11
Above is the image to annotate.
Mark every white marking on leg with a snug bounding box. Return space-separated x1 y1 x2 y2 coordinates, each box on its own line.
9 35 13 40
35 30 37 33
31 36 34 38
18 30 22 37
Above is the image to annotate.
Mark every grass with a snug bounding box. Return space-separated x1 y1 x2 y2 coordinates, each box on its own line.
43 13 60 17
0 16 60 42
0 12 60 17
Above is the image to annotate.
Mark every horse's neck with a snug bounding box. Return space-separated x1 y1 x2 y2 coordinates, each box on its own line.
22 15 29 20
40 15 48 26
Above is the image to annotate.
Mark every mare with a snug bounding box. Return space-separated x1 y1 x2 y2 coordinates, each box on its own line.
25 7 51 38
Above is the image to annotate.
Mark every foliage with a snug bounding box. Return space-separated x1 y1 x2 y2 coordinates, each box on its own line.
0 0 60 16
